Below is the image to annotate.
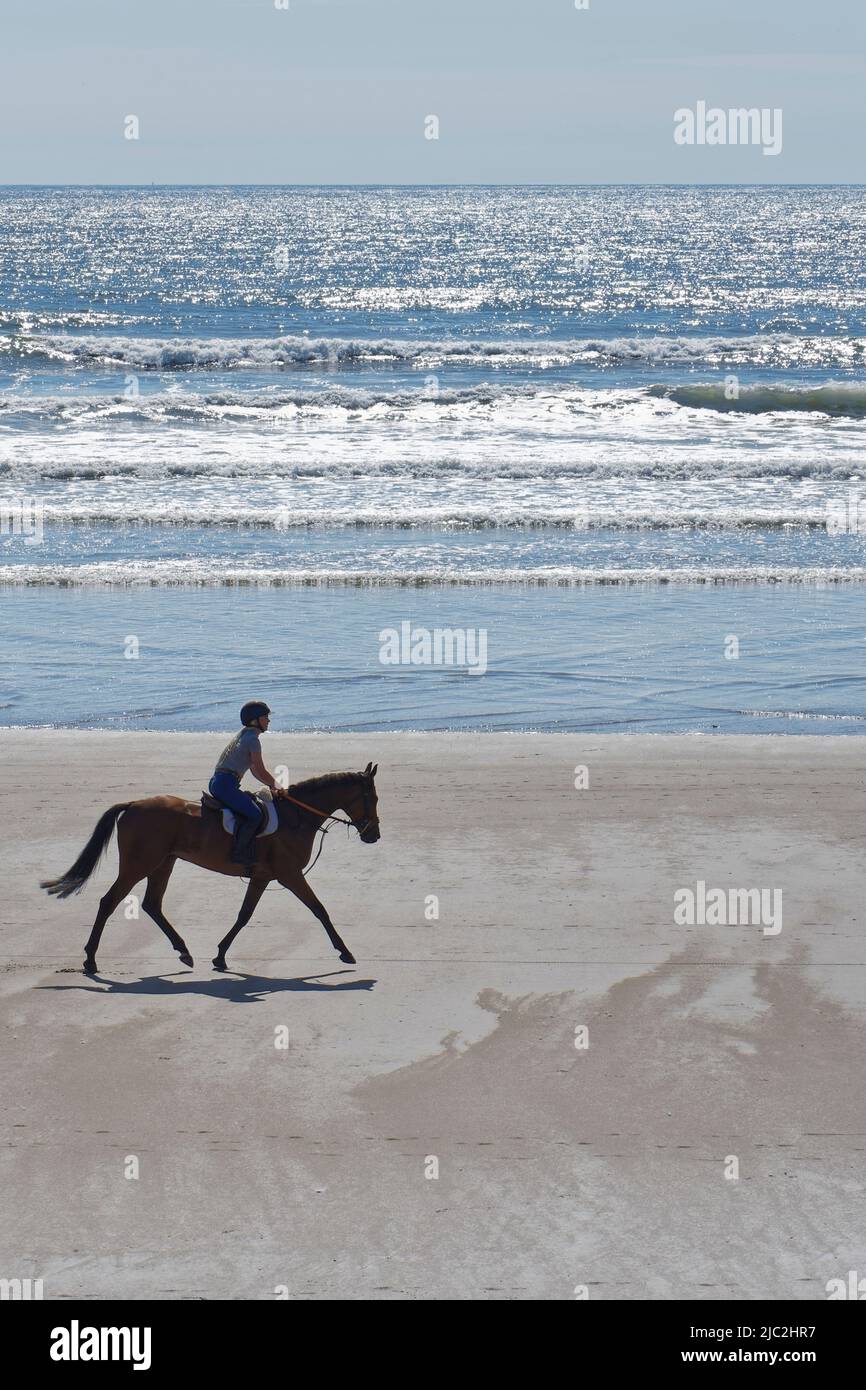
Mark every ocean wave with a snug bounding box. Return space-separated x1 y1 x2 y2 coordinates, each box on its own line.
0 382 561 422
20 458 866 484
652 382 866 417
4 378 866 433
4 331 865 371
26 504 846 531
738 708 866 722
3 562 866 588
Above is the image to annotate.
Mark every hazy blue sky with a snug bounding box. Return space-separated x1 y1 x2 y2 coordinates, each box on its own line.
1 0 864 183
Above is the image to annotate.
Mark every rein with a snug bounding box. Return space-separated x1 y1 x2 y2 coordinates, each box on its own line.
280 790 354 829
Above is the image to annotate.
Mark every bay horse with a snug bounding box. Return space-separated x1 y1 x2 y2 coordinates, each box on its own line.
40 763 380 975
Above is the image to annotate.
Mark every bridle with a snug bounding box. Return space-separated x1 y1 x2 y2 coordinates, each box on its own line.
280 777 375 835
279 776 377 874
349 780 377 838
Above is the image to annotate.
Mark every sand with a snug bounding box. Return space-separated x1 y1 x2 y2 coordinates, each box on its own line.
1 729 865 1301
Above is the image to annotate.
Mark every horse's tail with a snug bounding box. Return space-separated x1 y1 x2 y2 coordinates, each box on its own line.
40 803 131 900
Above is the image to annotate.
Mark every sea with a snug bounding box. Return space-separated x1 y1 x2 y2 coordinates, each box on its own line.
1 185 865 732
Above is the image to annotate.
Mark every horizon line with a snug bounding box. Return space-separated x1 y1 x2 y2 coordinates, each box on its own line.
1 181 864 190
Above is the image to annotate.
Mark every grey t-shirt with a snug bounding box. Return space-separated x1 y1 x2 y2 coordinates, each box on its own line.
214 727 261 780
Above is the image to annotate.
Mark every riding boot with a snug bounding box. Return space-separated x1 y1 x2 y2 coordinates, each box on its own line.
230 815 259 866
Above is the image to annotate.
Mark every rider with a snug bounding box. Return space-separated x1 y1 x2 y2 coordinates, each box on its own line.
209 701 281 867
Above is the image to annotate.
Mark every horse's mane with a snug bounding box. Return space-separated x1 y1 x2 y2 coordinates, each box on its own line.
289 771 363 796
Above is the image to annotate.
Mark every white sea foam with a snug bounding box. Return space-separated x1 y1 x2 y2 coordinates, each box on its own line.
4 381 866 438
738 708 866 722
3 561 866 587
12 471 858 535
0 382 591 421
10 435 864 485
5 332 865 371
24 503 847 530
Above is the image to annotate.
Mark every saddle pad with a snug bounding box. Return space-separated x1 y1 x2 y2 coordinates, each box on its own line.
221 787 279 839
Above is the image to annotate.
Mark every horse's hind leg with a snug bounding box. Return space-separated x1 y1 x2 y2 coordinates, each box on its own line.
83 868 147 975
278 871 355 965
143 857 193 969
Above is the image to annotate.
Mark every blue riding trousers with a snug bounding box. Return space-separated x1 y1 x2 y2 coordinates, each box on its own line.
209 772 261 824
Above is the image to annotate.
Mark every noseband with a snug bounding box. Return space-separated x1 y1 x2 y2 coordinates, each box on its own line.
352 781 377 837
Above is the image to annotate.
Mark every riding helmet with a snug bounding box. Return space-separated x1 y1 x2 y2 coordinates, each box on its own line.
240 700 271 726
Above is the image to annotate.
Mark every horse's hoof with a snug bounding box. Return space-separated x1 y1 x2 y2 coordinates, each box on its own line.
83 959 97 975
339 950 356 965
179 951 194 968
212 956 227 972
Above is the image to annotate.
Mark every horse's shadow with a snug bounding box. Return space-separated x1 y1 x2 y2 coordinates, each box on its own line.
39 969 376 1004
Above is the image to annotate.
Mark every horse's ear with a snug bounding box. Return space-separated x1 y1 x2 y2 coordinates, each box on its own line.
370 763 378 778
363 761 373 775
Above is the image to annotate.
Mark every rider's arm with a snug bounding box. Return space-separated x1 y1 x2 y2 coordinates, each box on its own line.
249 750 278 791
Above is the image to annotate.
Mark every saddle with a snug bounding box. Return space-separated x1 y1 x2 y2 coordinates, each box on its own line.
200 787 280 839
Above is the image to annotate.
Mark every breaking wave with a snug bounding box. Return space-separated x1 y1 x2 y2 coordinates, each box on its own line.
652 381 866 417
3 561 866 587
23 504 853 531
4 331 865 372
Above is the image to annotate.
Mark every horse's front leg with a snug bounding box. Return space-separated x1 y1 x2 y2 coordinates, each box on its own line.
278 871 355 964
213 876 270 971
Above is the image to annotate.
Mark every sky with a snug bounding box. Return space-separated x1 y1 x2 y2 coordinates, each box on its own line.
0 0 864 184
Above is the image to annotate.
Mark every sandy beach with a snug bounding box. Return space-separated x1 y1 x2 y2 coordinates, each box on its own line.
2 729 865 1301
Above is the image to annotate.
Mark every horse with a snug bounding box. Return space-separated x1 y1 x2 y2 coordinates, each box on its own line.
40 763 380 975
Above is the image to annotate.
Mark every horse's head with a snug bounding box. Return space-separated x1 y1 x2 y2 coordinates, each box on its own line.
346 762 380 843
